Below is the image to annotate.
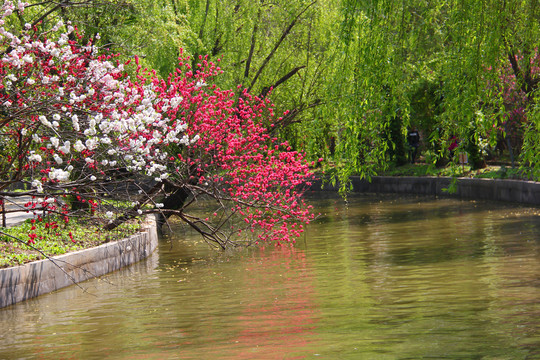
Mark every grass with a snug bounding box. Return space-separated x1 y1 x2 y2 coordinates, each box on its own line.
379 161 531 180
0 216 142 269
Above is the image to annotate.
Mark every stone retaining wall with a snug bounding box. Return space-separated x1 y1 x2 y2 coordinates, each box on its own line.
0 215 159 309
311 176 540 205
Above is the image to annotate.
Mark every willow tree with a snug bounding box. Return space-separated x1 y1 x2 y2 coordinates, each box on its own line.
175 0 337 140
317 0 540 186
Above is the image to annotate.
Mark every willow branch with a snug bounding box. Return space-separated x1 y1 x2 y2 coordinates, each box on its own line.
247 1 316 93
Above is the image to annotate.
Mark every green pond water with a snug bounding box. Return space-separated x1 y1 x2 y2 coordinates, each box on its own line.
1 193 539 359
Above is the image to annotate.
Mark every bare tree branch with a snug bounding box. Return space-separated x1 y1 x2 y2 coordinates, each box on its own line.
244 9 261 80
259 65 306 98
247 1 316 93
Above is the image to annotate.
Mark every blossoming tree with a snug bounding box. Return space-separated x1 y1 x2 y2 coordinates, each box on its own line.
0 1 314 248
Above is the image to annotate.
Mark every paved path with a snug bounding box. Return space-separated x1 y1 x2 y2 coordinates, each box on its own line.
1 196 36 227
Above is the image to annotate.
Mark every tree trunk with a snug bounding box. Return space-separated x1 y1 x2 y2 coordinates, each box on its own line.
156 186 191 229
103 184 190 231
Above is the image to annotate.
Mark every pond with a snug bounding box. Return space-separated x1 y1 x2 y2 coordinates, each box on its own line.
0 193 539 359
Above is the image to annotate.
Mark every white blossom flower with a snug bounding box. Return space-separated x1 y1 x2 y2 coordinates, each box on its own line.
53 154 63 165
190 134 200 144
84 127 96 136
194 80 206 89
169 96 184 109
58 141 70 154
179 135 189 145
28 152 42 162
50 137 59 148
74 140 86 152
49 168 69 182
31 179 43 193
106 211 113 219
38 115 52 128
85 138 98 150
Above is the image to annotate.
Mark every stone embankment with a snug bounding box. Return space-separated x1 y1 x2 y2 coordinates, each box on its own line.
0 215 158 309
310 176 540 205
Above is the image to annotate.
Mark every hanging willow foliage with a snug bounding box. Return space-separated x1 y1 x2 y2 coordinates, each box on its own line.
310 0 540 188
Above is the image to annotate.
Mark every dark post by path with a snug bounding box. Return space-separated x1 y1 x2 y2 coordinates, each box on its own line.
1 197 5 228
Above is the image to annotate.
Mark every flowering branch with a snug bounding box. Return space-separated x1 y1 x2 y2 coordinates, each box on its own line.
1 1 314 248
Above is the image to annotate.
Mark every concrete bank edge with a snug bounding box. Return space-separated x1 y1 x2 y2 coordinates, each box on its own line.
310 176 540 206
0 214 159 309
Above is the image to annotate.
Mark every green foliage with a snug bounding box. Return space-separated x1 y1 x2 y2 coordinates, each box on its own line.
382 163 469 178
381 162 531 181
520 103 540 180
410 79 443 152
313 0 540 183
11 0 540 184
474 166 525 180
462 124 485 170
385 115 408 166
71 1 540 181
